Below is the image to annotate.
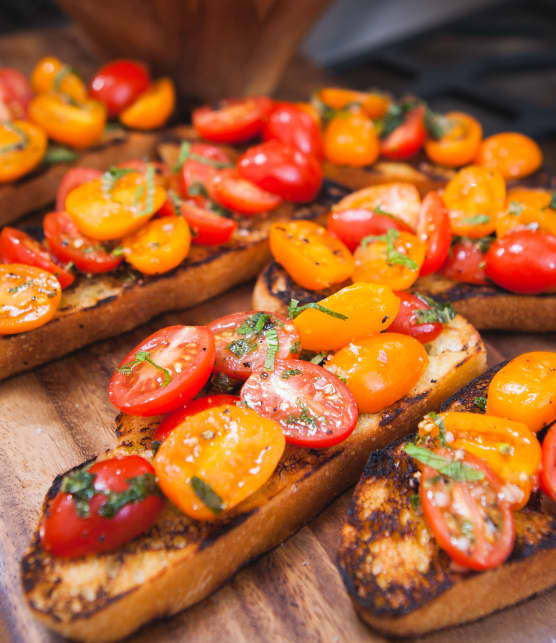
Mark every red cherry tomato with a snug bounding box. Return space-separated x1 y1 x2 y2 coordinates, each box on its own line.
207 311 301 380
420 448 514 571
441 239 488 285
238 140 323 202
0 68 33 120
540 423 556 502
381 105 426 160
180 143 233 202
108 325 215 416
262 102 323 158
180 200 237 245
417 191 452 276
388 292 443 343
89 60 151 117
210 168 282 214
56 167 103 212
192 96 272 143
327 208 413 251
153 394 240 442
0 226 74 288
41 455 163 558
240 358 359 448
43 211 123 274
485 229 556 294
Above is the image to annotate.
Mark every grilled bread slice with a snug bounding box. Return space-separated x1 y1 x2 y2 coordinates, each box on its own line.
337 366 556 637
21 315 486 642
253 261 556 331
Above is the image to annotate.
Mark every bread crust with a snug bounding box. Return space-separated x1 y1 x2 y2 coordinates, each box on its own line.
21 317 486 641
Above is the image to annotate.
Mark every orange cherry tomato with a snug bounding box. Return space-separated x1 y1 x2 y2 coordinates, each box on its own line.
476 132 542 180
486 352 556 433
333 182 421 230
122 216 191 275
316 88 390 119
154 404 285 520
497 188 556 239
31 56 87 103
28 93 106 149
0 264 61 334
0 120 46 183
292 282 400 352
419 411 542 509
323 111 380 167
352 229 425 291
326 332 428 413
119 78 175 130
424 112 482 167
443 165 505 238
269 220 354 291
66 169 166 240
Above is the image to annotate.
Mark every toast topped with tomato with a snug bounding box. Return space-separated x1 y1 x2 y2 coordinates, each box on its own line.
21 293 486 641
338 355 556 636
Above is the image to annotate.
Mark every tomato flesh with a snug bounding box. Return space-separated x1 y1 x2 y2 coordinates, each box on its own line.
56 167 103 213
89 60 151 117
441 239 488 285
327 208 413 251
108 325 215 416
192 97 272 143
262 102 323 158
0 68 32 120
240 358 359 448
41 455 163 558
417 191 452 276
207 311 301 380
181 200 237 245
381 105 426 160
210 168 282 214
388 292 443 343
541 424 556 502
180 143 233 202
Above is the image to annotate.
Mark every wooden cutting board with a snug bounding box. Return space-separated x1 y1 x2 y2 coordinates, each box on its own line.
0 23 555 643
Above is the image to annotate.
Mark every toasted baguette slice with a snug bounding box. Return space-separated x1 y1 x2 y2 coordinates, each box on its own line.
253 261 556 331
337 366 556 637
21 316 486 642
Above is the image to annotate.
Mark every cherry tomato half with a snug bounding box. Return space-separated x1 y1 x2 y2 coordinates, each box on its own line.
328 208 413 252
417 191 452 276
0 68 32 120
210 168 282 214
41 455 163 558
0 120 47 183
441 239 488 286
207 311 300 380
181 200 237 245
119 78 175 130
241 358 359 448
323 111 379 167
263 102 323 158
424 112 482 167
153 394 241 443
0 226 74 288
43 211 123 274
56 167 103 212
238 140 323 203
192 96 272 143
477 132 542 180
108 325 215 416
180 143 233 202
89 60 151 117
388 292 443 343
380 104 426 160
0 264 61 334
485 229 556 294
419 447 514 571
541 424 556 503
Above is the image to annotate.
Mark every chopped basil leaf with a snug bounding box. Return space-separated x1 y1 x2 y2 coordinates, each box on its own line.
460 214 491 226
98 473 161 518
7 279 34 294
42 144 79 164
61 466 96 518
112 245 124 257
361 228 418 271
281 368 302 379
409 493 421 510
210 372 238 393
413 294 455 325
310 95 336 124
426 411 447 446
310 352 329 365
138 164 155 215
53 64 72 92
0 122 29 154
264 328 279 371
117 350 171 387
228 338 257 359
187 181 208 198
172 140 232 172
101 166 136 196
424 108 450 140
167 189 183 214
508 201 524 216
377 98 420 139
287 298 348 321
285 399 323 430
473 396 487 412
289 340 301 355
151 440 162 455
190 475 224 514
173 141 191 172
548 194 556 210
404 443 485 481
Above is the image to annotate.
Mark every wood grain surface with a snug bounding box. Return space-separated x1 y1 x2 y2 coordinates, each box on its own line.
0 23 555 643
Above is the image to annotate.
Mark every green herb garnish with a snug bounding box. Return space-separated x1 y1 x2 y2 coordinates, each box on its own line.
508 201 524 216
361 228 418 271
0 122 29 154
281 368 302 379
61 466 96 518
473 396 487 412
424 108 450 140
151 440 162 455
42 144 79 164
404 443 484 481
496 442 512 455
112 246 125 257
376 98 420 139
7 279 34 294
117 350 171 387
460 214 491 226
98 473 160 518
190 475 224 514
310 352 329 365
264 328 279 371
172 141 232 173
287 298 348 321
426 411 447 446
285 399 323 430
413 294 455 325
101 166 136 196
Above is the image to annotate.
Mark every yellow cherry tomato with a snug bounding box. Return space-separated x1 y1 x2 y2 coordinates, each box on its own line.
154 404 285 520
443 165 505 238
269 220 354 291
28 93 106 149
497 188 556 238
66 170 166 240
0 264 61 334
292 282 400 352
323 111 380 167
120 78 175 130
352 229 425 291
424 112 482 167
333 182 421 230
122 216 191 275
326 332 428 414
31 56 87 103
419 411 541 509
476 132 542 180
316 87 390 119
487 352 556 433
0 120 47 183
